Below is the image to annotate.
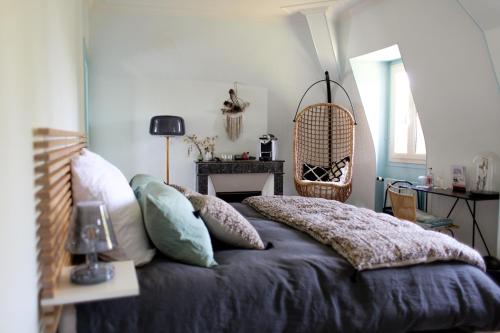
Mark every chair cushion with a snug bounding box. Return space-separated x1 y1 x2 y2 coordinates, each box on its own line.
416 210 453 228
330 156 350 182
302 163 331 181
131 175 217 268
302 157 350 183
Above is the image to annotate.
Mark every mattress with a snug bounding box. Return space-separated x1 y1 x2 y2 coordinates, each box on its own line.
74 203 500 333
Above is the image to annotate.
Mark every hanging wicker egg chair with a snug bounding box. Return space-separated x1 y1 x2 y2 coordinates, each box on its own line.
293 72 356 202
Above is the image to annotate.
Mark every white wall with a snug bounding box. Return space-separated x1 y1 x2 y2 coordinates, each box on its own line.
91 75 268 190
89 4 324 194
334 0 500 255
0 2 40 332
331 72 376 209
0 1 87 332
34 0 87 129
350 60 388 173
349 59 389 210
485 27 500 87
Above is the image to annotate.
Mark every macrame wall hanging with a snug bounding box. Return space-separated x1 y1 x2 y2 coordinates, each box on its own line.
221 83 249 141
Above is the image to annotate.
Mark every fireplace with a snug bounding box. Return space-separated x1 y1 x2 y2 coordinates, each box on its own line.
216 191 262 203
195 160 284 201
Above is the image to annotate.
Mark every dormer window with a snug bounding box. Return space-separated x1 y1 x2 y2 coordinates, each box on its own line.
389 61 426 164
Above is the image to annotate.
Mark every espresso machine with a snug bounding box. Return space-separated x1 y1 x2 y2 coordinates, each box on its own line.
258 134 278 161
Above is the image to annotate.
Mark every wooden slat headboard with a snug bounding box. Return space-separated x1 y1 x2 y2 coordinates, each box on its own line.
33 128 86 333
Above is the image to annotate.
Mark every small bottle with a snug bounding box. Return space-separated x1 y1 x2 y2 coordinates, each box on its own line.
426 168 434 187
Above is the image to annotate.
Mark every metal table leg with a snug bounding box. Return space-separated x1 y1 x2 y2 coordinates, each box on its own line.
465 200 491 256
472 201 475 248
446 198 460 218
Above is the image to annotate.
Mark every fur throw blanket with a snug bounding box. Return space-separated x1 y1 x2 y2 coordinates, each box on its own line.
243 196 485 271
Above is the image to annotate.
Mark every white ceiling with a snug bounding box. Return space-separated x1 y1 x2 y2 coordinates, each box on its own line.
350 44 401 63
97 0 351 17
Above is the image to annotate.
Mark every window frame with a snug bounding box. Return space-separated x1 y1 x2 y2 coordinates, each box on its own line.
388 61 426 164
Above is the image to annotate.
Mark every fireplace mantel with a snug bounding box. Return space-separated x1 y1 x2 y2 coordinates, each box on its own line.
195 160 284 196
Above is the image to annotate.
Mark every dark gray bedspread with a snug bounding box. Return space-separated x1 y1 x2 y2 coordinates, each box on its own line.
77 203 500 333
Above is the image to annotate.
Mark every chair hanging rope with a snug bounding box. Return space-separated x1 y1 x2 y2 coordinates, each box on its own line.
293 72 357 125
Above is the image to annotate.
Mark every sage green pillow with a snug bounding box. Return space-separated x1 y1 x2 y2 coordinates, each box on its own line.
131 175 217 268
130 174 159 188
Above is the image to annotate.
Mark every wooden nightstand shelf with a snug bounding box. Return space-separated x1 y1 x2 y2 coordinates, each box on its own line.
41 260 139 307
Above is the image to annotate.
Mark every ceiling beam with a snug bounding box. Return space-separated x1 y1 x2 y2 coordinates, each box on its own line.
303 7 339 80
282 1 340 79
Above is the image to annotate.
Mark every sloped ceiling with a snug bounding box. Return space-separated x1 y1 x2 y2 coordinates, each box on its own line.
458 0 500 30
459 0 500 87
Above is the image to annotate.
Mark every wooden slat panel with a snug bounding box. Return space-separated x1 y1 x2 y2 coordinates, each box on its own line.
38 212 70 258
40 250 71 298
36 183 71 211
36 178 71 203
41 289 55 300
33 128 86 333
34 137 85 149
35 165 70 187
36 191 72 225
33 128 85 138
37 199 72 238
40 253 71 299
40 244 70 278
34 143 85 162
37 206 72 251
41 306 57 318
41 305 63 333
38 228 70 262
35 151 81 174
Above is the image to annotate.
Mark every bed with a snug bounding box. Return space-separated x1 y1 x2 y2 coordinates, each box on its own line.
33 128 500 333
75 203 500 333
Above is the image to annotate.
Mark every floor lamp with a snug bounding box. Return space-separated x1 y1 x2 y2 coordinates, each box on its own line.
149 115 185 184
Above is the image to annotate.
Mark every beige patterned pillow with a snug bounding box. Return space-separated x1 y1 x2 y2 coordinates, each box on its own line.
169 184 200 198
189 195 265 250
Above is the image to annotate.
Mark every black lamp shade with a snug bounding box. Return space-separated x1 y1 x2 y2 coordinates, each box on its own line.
149 116 185 136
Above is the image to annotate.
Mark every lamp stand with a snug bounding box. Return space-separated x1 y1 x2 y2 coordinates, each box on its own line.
165 136 170 184
70 252 115 285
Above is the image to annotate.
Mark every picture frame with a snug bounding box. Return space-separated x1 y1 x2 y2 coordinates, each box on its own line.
451 165 466 192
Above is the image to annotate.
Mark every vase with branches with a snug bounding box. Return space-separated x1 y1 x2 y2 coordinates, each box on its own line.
184 134 218 161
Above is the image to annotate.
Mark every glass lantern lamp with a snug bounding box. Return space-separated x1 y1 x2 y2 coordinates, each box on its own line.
66 201 118 285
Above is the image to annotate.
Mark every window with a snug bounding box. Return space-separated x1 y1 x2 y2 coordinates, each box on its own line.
389 61 426 163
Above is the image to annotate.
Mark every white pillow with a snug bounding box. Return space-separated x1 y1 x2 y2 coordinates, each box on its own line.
71 149 155 266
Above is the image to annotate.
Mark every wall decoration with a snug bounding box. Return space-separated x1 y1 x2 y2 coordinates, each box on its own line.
185 134 217 161
221 83 250 141
473 154 495 192
451 165 466 192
